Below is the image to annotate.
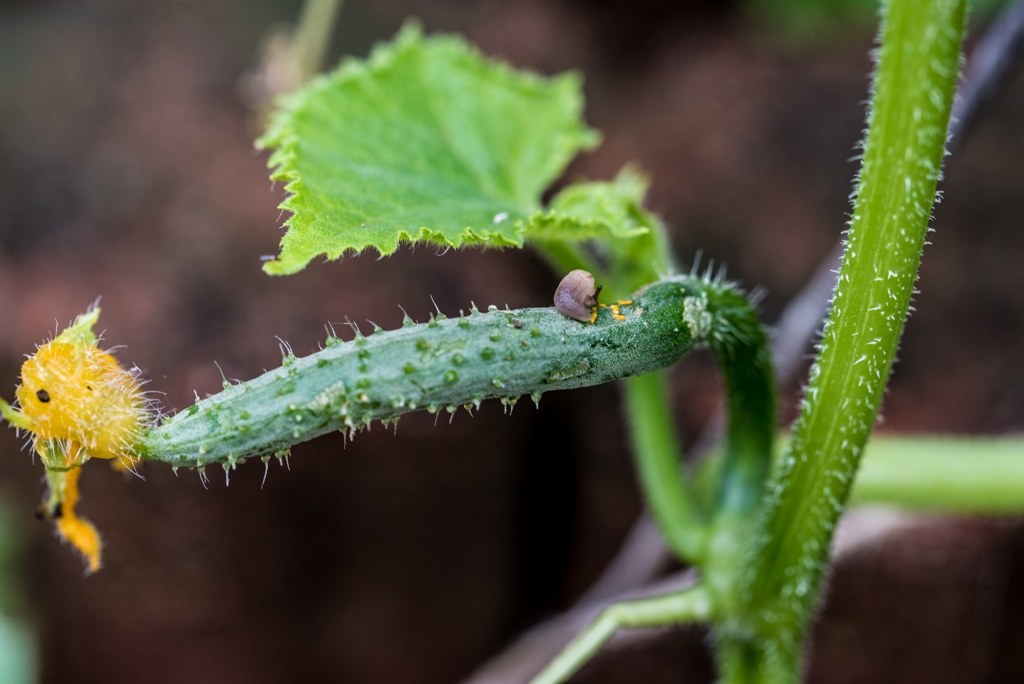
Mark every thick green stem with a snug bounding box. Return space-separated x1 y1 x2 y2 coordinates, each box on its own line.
728 0 967 679
851 435 1024 512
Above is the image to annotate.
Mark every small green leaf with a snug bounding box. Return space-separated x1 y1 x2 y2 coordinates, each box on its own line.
258 22 600 275
53 307 100 348
527 167 673 299
523 167 652 242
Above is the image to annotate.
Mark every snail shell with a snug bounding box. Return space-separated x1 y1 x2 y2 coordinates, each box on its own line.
554 270 602 322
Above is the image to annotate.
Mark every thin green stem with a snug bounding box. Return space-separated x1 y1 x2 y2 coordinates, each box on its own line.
0 400 30 430
531 583 713 684
730 0 967 678
623 372 706 563
295 0 344 81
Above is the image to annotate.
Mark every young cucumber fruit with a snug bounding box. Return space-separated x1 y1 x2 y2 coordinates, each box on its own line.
139 276 758 468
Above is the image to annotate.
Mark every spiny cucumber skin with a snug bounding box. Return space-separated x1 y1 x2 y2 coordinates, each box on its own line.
139 277 746 468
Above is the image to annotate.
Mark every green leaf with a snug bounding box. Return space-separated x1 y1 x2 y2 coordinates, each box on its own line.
526 167 674 300
258 22 600 275
523 167 651 242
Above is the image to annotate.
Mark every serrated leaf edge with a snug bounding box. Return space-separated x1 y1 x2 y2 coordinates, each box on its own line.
257 21 600 274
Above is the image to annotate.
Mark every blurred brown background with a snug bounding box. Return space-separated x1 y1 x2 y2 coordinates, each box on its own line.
0 0 1023 682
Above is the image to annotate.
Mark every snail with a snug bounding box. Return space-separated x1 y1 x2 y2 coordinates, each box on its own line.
554 270 602 322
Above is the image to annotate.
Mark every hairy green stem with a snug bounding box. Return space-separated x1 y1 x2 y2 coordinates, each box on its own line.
726 0 967 679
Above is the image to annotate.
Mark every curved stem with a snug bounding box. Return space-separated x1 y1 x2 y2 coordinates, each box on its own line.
624 283 776 568
709 290 776 520
530 583 712 684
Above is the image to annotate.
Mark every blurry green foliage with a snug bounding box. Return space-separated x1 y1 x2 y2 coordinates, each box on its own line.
746 0 1007 39
0 499 35 684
